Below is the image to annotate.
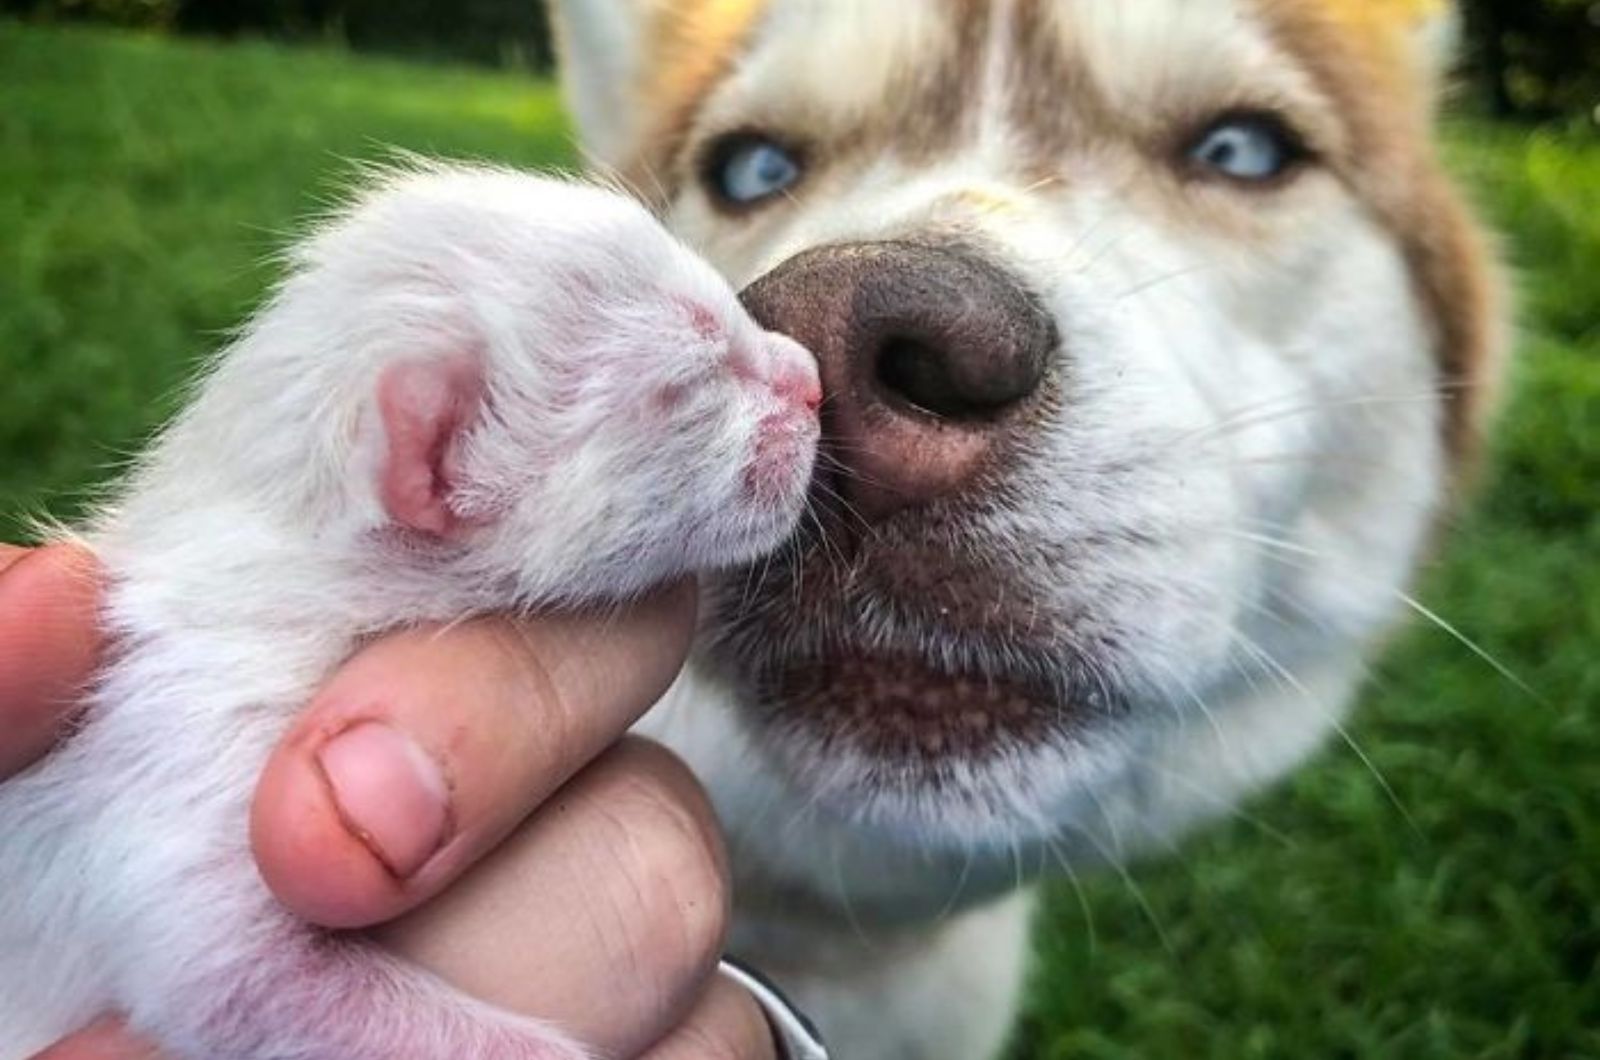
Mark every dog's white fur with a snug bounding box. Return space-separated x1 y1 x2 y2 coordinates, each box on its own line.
553 2 1495 1057
0 169 819 1058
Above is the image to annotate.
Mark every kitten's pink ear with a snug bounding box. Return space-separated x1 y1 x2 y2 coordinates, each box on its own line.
376 358 484 538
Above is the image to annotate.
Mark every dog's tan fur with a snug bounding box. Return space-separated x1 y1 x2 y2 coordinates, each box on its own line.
618 0 766 182
592 0 1502 460
554 3 1507 1056
1260 0 1507 460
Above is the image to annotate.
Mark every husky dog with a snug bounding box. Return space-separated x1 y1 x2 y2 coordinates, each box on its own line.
550 1 1506 1056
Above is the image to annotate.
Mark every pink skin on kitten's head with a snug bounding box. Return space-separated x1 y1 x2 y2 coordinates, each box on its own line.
739 331 821 508
685 294 823 509
646 295 822 533
373 282 821 598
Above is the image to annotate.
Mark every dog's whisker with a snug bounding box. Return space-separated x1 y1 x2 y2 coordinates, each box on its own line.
828 828 885 955
1059 819 1176 958
1144 760 1296 849
1143 648 1237 764
1218 528 1542 703
1231 627 1421 837
1168 388 1455 454
1039 830 1101 959
808 480 880 544
929 842 979 927
1112 264 1211 303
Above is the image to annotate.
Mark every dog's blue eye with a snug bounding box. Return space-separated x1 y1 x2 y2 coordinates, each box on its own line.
1188 115 1305 183
710 137 802 206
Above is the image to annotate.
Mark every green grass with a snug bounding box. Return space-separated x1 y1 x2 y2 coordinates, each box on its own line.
2 22 1595 1059
0 23 574 535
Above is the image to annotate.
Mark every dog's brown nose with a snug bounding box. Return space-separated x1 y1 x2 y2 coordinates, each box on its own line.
740 241 1054 520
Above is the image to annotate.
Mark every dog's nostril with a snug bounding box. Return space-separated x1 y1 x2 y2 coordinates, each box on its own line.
876 336 1011 422
739 239 1056 521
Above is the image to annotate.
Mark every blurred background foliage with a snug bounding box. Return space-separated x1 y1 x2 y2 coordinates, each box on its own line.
0 0 1596 121
1464 0 1600 121
0 0 554 68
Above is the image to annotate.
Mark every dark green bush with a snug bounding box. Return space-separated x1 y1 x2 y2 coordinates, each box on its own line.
0 0 553 69
1463 0 1600 121
1 0 176 29
0 0 1590 115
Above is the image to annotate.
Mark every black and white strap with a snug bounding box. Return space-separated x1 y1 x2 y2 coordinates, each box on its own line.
717 957 830 1060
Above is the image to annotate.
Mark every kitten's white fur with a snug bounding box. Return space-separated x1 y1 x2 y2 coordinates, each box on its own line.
0 167 818 1058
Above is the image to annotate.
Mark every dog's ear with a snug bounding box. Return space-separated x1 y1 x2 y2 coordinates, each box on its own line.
548 0 648 166
550 0 767 171
1398 0 1463 98
1322 0 1462 102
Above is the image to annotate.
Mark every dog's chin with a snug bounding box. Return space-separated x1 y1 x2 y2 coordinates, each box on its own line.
702 543 1138 843
761 650 1071 760
757 654 1139 844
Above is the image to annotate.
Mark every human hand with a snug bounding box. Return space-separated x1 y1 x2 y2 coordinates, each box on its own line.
2 543 779 1060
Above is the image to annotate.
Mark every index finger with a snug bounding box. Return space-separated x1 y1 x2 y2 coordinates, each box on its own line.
0 543 104 780
251 579 698 928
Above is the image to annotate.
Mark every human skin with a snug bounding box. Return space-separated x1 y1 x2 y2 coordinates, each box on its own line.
0 543 776 1060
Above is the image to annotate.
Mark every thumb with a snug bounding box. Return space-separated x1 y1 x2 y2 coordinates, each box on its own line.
0 543 104 780
27 1016 164 1059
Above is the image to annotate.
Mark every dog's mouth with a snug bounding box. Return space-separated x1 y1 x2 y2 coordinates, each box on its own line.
703 505 1130 784
753 648 1078 760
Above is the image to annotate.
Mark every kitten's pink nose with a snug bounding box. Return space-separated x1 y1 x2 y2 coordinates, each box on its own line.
742 335 820 507
772 362 823 412
761 336 823 414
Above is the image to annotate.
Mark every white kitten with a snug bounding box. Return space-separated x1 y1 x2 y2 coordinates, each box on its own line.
0 165 819 1059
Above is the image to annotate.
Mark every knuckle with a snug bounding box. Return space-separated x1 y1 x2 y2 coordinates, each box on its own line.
650 982 777 1060
480 617 583 753
599 739 731 978
665 1025 757 1060
0 543 29 577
